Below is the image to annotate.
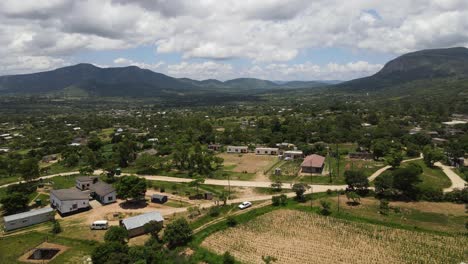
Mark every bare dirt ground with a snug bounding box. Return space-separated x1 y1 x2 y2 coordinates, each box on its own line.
18 242 69 263
217 153 278 174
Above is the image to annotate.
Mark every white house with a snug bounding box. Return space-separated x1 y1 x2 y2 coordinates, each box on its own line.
227 146 248 153
283 150 303 160
255 147 279 155
76 176 98 190
50 189 90 215
90 182 116 204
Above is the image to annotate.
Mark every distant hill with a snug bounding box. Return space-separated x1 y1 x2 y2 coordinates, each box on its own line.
338 47 468 91
0 64 328 97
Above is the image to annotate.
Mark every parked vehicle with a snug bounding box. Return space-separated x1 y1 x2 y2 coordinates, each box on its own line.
238 201 252 210
90 220 109 230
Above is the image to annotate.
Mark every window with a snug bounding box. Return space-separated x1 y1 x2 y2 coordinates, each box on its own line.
108 196 113 201
72 204 78 209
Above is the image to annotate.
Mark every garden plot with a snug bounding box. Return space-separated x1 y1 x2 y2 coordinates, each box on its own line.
202 210 466 264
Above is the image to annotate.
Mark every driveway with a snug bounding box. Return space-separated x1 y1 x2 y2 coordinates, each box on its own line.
434 162 467 192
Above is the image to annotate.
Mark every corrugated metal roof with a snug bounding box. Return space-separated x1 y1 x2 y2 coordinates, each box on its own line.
301 154 325 168
51 188 89 201
151 194 167 199
121 211 164 230
90 182 115 196
3 207 54 222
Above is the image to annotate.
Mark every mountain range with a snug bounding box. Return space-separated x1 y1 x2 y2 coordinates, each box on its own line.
0 47 467 97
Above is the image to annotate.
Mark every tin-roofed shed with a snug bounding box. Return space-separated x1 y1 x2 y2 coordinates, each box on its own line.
3 207 55 231
120 211 164 237
151 194 168 204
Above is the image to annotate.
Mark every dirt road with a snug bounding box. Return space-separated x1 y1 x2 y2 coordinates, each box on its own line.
367 154 423 182
434 162 467 192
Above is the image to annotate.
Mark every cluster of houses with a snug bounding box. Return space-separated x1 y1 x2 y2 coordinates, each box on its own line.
3 176 166 237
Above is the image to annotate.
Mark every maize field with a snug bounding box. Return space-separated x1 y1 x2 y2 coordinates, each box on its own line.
202 209 467 264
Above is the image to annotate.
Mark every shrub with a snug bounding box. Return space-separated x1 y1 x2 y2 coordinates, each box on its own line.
164 218 193 248
51 220 62 234
379 199 390 215
320 200 332 216
419 186 444 202
104 226 128 244
223 251 236 264
226 216 238 227
209 206 221 217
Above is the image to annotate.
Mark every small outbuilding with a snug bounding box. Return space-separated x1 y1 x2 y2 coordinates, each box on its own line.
227 146 248 153
255 147 279 155
90 182 116 204
3 207 55 231
283 150 303 160
75 176 98 190
120 211 164 237
301 154 326 174
151 194 168 204
50 189 90 215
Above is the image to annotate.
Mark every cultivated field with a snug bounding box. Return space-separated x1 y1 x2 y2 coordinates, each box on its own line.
217 153 278 174
202 210 467 264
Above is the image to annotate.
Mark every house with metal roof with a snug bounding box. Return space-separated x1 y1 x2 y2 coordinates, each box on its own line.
120 211 164 237
301 154 326 174
151 194 168 204
90 182 116 204
3 207 55 231
76 176 98 190
50 189 90 215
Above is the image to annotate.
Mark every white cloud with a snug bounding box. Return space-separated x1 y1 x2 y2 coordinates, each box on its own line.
0 0 467 78
167 61 234 80
113 57 165 71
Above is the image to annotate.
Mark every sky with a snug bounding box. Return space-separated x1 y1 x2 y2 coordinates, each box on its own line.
1 0 467 81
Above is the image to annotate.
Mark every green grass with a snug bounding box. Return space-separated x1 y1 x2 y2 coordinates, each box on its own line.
403 160 451 189
42 162 79 176
0 231 98 264
0 175 20 186
47 174 80 189
147 180 230 197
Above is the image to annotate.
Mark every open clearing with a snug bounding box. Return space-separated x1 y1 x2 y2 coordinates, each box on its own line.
218 153 278 174
202 209 466 264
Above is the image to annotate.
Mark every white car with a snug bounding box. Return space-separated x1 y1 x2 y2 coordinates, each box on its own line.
238 201 252 210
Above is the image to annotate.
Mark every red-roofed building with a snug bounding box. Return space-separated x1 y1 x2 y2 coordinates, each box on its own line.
301 154 325 174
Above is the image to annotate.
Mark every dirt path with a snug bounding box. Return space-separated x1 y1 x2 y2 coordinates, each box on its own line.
434 162 467 192
367 154 423 182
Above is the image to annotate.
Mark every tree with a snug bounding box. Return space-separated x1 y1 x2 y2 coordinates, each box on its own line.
379 199 390 215
79 166 94 176
344 170 369 193
135 153 159 173
270 180 283 192
226 216 238 227
0 192 29 215
345 191 361 205
189 176 205 195
91 242 129 264
223 251 236 264
51 220 62 234
386 151 403 168
392 165 422 200
292 183 308 202
164 218 193 248
262 255 278 264
372 140 389 160
422 146 444 167
104 226 129 244
374 173 395 198
320 200 332 215
219 191 228 206
143 220 163 239
19 158 39 181
115 176 147 201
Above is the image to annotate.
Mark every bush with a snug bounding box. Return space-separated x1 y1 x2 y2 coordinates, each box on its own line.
272 195 280 206
51 220 62 234
104 226 128 244
226 216 238 227
379 199 390 215
164 218 193 248
223 251 236 264
320 200 332 216
419 186 444 202
209 206 221 217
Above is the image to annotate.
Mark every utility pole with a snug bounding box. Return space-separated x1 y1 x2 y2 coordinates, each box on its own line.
228 173 231 200
328 148 332 183
310 159 313 207
336 144 340 181
337 190 340 213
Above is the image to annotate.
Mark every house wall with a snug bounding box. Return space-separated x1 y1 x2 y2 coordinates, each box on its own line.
97 191 116 204
4 212 55 231
255 148 278 155
301 166 323 174
227 147 248 153
76 181 93 190
50 193 89 214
